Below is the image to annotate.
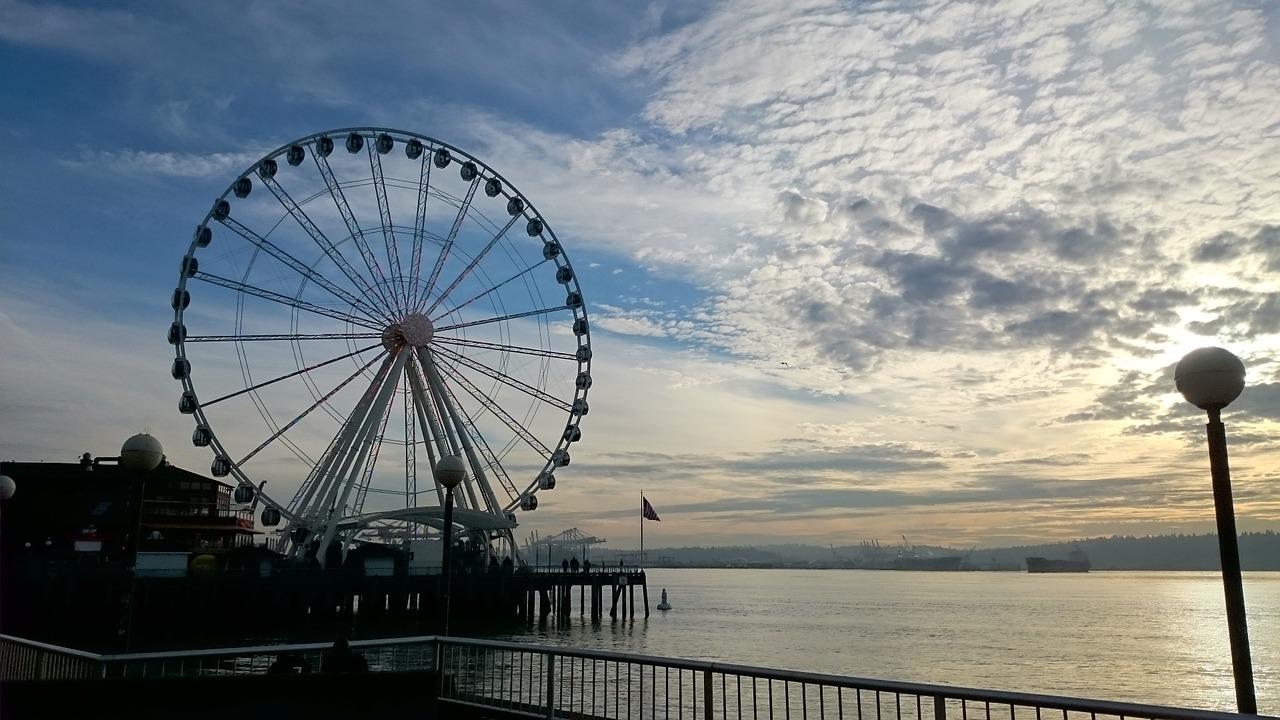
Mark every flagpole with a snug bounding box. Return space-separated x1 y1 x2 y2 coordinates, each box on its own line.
640 490 645 569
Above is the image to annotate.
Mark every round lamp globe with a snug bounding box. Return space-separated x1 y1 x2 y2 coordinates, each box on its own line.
1175 347 1245 410
120 434 165 472
435 455 467 489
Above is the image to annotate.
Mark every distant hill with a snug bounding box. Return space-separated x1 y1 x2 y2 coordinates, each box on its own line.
605 531 1280 570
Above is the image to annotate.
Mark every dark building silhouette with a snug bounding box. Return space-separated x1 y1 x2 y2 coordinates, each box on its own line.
0 455 259 570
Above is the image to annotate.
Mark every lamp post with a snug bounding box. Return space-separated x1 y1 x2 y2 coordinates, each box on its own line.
434 455 467 636
1175 346 1255 714
0 474 15 567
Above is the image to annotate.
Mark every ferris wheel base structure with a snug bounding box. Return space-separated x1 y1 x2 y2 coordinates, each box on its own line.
169 127 593 567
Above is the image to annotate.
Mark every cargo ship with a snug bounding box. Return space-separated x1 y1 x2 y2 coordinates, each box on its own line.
892 555 964 571
892 536 963 571
1026 548 1090 573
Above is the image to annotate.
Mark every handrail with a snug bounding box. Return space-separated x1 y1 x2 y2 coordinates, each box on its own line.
436 636 1267 720
1 633 1272 720
0 635 107 662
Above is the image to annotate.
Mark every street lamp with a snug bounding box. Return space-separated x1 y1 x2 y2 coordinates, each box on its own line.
434 455 467 636
1175 346 1255 714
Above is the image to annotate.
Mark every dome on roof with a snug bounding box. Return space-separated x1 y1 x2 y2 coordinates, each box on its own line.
120 433 164 472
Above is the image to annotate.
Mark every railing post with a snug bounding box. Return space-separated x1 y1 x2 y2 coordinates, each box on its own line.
703 668 714 720
545 653 557 720
435 638 445 697
933 695 946 720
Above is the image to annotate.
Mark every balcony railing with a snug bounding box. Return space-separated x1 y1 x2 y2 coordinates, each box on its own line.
1 634 1271 720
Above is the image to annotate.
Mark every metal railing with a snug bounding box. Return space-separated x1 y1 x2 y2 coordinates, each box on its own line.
435 638 1271 720
1 634 1271 720
0 636 106 680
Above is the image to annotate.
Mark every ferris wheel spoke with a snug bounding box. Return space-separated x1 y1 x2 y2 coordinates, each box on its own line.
258 173 395 318
192 272 383 330
216 216 386 321
444 259 553 318
434 305 571 333
313 152 399 314
422 174 482 304
198 343 384 409
431 343 571 412
407 150 434 313
433 336 578 361
234 350 388 468
228 305 318 468
186 332 382 342
461 427 521 504
425 348 553 457
367 142 406 314
423 214 520 316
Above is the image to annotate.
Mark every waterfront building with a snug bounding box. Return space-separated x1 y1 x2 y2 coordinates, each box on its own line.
0 452 258 571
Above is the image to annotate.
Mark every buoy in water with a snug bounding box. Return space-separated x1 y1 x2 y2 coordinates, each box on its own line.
657 588 671 611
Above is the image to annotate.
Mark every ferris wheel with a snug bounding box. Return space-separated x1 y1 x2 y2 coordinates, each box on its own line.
169 127 592 565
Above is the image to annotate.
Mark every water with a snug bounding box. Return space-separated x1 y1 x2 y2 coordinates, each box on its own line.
498 569 1280 714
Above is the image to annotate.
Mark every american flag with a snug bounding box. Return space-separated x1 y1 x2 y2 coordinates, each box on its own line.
642 497 661 521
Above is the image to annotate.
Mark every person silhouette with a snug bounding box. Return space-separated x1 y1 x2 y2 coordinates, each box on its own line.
321 638 368 673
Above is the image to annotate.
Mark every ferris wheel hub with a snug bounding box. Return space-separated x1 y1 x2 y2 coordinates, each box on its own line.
382 312 435 350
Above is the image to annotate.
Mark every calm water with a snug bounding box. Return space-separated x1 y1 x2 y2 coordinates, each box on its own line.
498 569 1280 714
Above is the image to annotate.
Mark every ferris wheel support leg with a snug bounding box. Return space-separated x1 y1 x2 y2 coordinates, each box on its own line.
308 354 400 521
314 350 410 565
420 347 503 515
286 352 396 559
282 430 366 559
406 354 449 506
416 347 474 507
411 347 460 451
424 379 482 511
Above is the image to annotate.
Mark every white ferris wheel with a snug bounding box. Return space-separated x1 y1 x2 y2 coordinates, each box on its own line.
169 127 591 565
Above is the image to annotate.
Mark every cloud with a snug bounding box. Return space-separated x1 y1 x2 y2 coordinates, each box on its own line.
4 0 1280 550
63 149 263 179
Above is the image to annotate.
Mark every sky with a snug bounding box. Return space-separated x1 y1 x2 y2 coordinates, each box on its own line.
1 0 1277 552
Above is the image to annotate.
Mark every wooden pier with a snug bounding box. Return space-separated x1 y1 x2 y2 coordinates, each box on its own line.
0 563 649 651
516 569 650 622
